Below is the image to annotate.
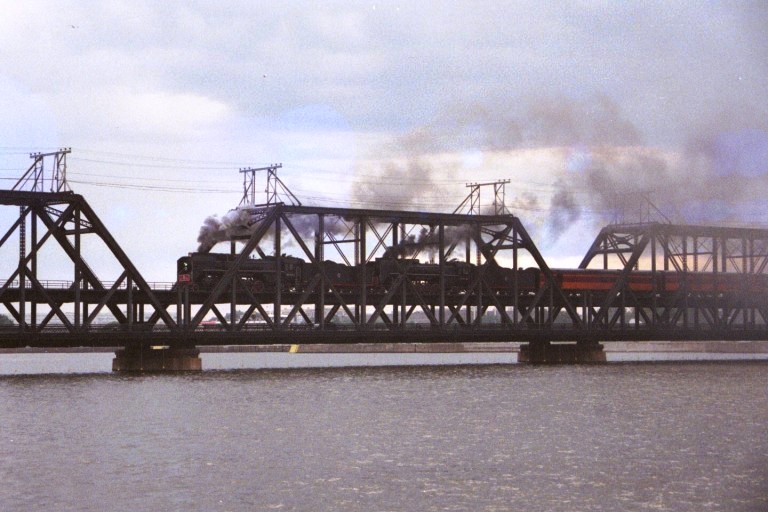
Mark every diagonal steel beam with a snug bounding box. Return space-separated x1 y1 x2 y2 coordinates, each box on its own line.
76 198 177 328
592 233 651 326
190 206 279 327
514 218 583 327
35 204 129 324
20 267 74 331
281 212 357 324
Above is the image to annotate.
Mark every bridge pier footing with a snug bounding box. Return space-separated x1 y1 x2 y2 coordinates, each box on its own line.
112 346 202 372
518 341 606 364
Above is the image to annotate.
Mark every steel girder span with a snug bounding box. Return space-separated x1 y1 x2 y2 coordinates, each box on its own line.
4 188 764 351
568 222 768 339
177 203 583 343
0 190 178 348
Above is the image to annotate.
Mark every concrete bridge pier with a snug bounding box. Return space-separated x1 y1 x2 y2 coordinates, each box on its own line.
112 345 202 372
518 340 606 364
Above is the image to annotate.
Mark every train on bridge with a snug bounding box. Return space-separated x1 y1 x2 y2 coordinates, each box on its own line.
5 152 768 369
177 252 768 297
177 252 533 295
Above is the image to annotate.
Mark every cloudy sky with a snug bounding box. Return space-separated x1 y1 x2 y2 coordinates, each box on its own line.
1 1 767 280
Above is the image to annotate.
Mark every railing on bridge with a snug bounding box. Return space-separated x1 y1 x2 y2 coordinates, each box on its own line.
0 279 176 291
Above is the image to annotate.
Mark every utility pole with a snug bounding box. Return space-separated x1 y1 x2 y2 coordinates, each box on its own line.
12 148 72 193
239 163 302 207
453 179 511 215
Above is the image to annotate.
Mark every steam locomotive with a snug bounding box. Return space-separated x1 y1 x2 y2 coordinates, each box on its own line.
177 252 766 296
177 252 538 295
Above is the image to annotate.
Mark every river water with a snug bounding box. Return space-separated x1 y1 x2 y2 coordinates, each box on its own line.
1 355 767 511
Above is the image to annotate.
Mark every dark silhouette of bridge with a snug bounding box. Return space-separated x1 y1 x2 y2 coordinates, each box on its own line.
2 150 767 368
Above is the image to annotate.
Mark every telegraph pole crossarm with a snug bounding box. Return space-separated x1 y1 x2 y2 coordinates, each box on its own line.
453 179 511 215
239 163 301 207
12 148 72 193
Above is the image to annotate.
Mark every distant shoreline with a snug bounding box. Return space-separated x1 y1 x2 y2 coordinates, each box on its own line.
1 340 768 354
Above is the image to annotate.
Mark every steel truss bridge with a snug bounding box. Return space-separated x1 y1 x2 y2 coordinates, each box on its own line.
1 186 768 361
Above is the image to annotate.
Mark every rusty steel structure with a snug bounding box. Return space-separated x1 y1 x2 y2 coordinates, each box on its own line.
0 151 767 363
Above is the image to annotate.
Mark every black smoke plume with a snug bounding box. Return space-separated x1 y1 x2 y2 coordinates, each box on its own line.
353 94 768 242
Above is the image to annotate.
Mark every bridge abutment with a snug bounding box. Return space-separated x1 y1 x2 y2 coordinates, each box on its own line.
518 341 606 364
112 345 202 372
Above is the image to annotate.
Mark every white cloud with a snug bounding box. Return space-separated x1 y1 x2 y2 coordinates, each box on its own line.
0 0 766 279
109 90 232 137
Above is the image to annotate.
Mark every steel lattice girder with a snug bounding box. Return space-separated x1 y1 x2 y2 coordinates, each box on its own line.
0 190 178 339
576 222 768 330
181 203 582 332
2 189 766 347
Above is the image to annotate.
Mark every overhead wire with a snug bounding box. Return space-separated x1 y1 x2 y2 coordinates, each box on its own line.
71 157 237 170
68 180 239 194
5 147 624 217
72 147 264 167
0 146 711 226
67 148 569 190
67 171 234 184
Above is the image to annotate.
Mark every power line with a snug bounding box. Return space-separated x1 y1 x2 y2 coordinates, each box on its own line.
71 157 237 171
72 147 263 167
8 148 641 216
68 171 232 184
68 179 238 194
67 177 621 218
68 150 563 188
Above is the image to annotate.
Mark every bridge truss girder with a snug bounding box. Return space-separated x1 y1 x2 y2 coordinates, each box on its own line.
571 222 768 333
0 191 177 344
179 204 582 335
1 189 765 349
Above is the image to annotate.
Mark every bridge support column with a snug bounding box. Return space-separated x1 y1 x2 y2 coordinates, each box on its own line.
518 341 606 364
112 345 202 372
